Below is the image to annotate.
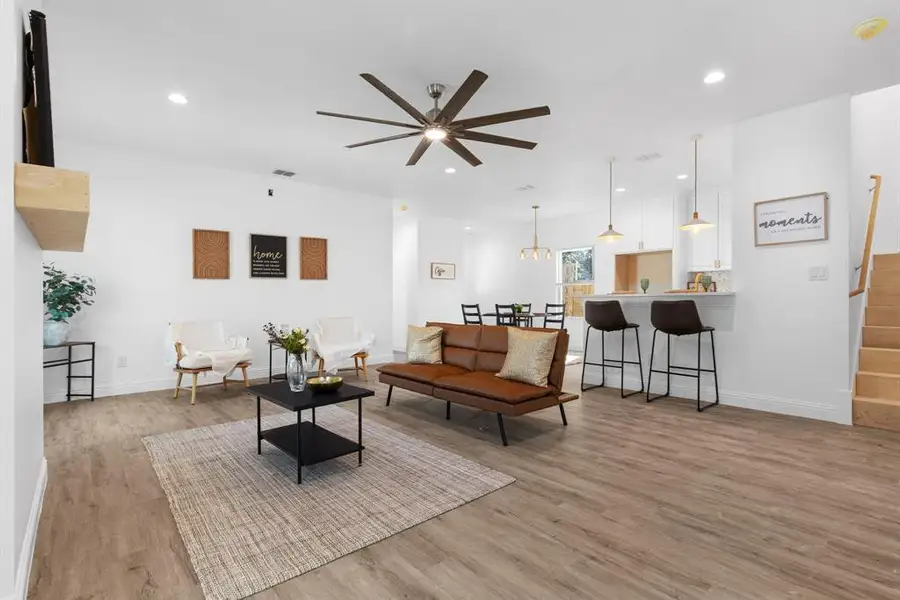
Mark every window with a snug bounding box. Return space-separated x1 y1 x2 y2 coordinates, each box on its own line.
557 247 595 317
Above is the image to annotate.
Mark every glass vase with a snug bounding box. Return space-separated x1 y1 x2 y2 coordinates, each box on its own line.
287 353 307 392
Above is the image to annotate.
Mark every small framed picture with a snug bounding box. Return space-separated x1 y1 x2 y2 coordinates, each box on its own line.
431 262 456 280
708 281 717 292
687 281 697 291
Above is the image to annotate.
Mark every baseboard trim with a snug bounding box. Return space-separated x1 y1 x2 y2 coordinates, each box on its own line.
12 458 47 600
44 354 395 404
583 365 847 424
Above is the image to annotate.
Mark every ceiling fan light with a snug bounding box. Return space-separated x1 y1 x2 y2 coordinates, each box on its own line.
424 127 448 141
679 212 715 232
598 225 624 243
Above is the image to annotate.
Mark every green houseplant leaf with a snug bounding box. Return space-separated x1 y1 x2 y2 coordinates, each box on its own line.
43 263 97 323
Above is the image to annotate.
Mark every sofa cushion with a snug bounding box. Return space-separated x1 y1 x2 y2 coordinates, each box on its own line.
377 362 468 384
497 328 559 387
440 324 481 371
434 371 550 404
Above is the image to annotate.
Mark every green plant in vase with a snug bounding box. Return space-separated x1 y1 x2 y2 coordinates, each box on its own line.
43 263 96 346
263 323 310 391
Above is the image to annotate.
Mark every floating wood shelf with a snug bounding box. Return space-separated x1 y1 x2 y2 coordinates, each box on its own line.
14 163 90 251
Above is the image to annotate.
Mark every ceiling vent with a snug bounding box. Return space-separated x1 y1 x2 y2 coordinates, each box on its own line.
272 169 296 178
634 152 661 162
515 184 536 192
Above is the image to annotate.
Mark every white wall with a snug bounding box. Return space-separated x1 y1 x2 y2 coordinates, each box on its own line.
729 95 851 423
1 0 46 598
391 212 417 351
415 216 474 325
43 139 394 402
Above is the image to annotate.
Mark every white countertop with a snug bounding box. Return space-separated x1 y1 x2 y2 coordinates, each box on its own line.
582 292 736 300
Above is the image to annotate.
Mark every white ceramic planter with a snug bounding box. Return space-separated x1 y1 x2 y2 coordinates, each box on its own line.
43 321 71 347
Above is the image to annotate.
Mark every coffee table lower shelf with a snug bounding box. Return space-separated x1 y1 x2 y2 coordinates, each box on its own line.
261 422 363 468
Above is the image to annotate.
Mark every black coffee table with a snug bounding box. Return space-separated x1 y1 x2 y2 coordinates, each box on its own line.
248 381 375 484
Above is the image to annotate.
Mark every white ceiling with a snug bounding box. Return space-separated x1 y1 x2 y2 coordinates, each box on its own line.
44 0 900 221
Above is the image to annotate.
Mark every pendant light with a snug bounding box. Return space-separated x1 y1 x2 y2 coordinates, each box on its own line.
598 158 624 242
520 205 552 260
679 134 715 232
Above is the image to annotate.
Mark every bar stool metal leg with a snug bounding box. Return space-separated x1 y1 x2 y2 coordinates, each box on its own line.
601 331 606 386
696 332 702 412
635 327 645 392
646 329 657 402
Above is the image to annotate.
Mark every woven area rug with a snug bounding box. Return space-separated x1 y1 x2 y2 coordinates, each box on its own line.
143 406 515 600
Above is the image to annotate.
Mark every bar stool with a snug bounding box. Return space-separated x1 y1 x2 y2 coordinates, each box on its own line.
646 300 719 412
581 300 644 398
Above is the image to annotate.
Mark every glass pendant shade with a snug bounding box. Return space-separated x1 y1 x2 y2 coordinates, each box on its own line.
520 249 526 260
545 248 552 260
598 224 624 242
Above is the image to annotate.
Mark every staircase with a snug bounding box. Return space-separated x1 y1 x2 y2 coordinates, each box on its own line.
854 253 900 431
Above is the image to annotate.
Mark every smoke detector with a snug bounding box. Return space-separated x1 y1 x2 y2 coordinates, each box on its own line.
272 169 295 178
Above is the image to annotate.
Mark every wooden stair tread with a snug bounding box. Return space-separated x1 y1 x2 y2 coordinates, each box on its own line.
854 395 900 407
858 371 900 379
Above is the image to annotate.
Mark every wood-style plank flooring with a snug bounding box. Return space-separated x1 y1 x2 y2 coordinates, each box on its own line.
29 367 900 599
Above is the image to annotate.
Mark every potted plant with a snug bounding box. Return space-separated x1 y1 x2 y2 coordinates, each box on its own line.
43 263 96 346
263 323 310 391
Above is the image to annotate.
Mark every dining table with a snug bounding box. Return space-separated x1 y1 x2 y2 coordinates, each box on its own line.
482 312 547 326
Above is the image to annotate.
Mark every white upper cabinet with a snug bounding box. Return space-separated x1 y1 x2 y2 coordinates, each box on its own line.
640 196 675 251
613 198 640 252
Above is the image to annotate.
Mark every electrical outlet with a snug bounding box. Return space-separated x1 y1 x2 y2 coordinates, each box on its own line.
117 355 128 368
808 267 818 281
819 266 829 280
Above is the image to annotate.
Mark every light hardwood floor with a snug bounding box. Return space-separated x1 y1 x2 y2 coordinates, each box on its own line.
30 367 900 599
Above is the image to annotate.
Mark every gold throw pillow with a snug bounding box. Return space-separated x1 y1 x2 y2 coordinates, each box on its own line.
497 328 558 387
407 325 443 364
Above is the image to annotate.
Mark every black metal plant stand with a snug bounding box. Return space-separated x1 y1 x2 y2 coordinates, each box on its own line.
268 340 288 384
43 341 96 401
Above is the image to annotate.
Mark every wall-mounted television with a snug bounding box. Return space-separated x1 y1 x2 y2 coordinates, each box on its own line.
22 10 54 167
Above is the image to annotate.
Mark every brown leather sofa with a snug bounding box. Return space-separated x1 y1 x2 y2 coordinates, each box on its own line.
377 322 578 445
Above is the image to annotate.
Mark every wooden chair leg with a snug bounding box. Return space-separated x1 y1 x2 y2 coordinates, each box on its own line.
242 366 250 386
361 355 368 381
222 376 228 390
191 373 199 405
354 355 360 378
318 358 325 377
174 372 183 399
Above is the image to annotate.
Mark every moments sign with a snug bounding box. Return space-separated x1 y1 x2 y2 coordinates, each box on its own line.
250 234 287 278
754 192 828 247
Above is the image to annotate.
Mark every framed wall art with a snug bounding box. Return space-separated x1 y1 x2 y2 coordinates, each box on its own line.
192 229 230 279
430 262 456 280
754 192 828 247
250 234 287 278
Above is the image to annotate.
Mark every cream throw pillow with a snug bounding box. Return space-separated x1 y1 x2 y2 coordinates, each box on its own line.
406 325 443 364
497 328 558 387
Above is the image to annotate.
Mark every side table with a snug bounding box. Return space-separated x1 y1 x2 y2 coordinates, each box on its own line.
43 341 96 401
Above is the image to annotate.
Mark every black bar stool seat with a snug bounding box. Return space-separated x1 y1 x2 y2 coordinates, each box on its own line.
646 300 720 412
581 300 644 398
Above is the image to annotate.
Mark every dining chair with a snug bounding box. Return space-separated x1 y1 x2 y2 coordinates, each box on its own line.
542 303 566 329
495 304 516 326
461 304 483 325
514 303 533 327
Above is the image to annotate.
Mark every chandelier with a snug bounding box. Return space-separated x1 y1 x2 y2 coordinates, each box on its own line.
520 205 552 260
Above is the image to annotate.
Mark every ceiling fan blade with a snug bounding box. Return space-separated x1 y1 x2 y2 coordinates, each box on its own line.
346 132 421 149
436 69 488 124
406 137 432 166
452 106 551 129
442 137 482 167
360 73 429 124
316 111 421 130
455 130 537 150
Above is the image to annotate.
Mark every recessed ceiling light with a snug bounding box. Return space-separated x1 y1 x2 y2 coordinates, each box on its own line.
444 167 456 174
855 17 888 40
615 187 626 193
464 226 472 231
703 70 726 85
168 92 188 105
677 174 689 180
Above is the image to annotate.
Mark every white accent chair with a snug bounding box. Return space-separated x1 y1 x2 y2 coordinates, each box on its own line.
170 321 253 404
310 317 375 380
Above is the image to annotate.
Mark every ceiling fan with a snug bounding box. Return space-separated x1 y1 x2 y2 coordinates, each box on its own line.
316 70 550 167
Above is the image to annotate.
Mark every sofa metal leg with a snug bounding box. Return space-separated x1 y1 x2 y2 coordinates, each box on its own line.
386 385 393 407
446 401 451 420
559 403 568 426
497 414 509 446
